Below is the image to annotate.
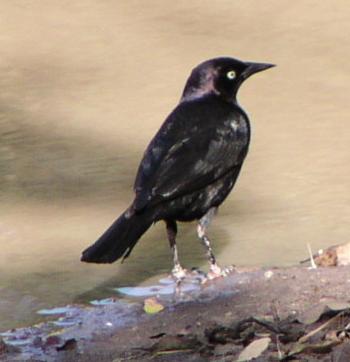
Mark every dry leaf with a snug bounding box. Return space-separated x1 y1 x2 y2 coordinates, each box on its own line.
331 342 350 362
236 337 270 361
298 302 350 325
326 302 350 312
304 242 350 267
298 312 343 343
144 297 164 314
150 334 201 355
286 340 340 359
56 338 77 351
298 304 327 325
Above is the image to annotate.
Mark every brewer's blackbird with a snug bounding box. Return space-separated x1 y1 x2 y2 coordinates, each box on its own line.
81 57 274 280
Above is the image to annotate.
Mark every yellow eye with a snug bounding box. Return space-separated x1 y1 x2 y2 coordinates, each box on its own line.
226 70 236 80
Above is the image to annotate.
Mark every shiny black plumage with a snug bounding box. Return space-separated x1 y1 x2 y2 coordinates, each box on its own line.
81 57 274 270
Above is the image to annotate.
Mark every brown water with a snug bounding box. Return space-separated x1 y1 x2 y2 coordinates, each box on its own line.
1 0 350 331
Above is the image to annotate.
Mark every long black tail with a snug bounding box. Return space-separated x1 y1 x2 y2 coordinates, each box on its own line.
81 208 154 264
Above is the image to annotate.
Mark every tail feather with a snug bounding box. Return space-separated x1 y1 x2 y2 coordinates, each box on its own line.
81 208 154 264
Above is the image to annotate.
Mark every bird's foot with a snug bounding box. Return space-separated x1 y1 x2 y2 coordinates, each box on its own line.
206 263 235 281
171 264 188 281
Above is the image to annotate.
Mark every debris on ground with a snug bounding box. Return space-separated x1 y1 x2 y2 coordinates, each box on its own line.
301 241 350 267
3 265 350 361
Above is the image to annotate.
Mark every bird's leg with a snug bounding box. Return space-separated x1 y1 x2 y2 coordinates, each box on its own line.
197 208 232 279
166 220 186 281
197 208 220 277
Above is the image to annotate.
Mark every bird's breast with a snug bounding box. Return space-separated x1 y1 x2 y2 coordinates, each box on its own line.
226 113 249 135
218 113 250 146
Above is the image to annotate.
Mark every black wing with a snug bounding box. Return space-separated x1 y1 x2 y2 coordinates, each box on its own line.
133 95 250 211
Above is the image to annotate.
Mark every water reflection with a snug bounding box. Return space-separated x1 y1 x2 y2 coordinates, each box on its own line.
1 0 350 332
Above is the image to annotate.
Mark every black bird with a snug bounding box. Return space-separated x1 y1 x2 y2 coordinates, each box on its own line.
81 57 274 280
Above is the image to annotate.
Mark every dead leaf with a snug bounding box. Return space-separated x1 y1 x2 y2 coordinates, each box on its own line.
143 298 164 314
298 312 343 343
150 334 201 355
325 330 341 343
298 302 350 325
302 242 350 267
331 341 350 362
205 324 241 344
236 337 270 361
214 343 239 358
285 340 340 359
150 332 166 339
326 302 350 312
298 304 327 325
335 242 350 265
56 338 77 351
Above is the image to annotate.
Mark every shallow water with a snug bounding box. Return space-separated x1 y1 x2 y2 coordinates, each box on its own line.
1 0 350 331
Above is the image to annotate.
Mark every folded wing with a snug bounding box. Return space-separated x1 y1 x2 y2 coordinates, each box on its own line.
133 96 249 211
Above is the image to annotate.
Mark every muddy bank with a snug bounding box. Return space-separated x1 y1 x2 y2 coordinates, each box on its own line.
2 264 350 361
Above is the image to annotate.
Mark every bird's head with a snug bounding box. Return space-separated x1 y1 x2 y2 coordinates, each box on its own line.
181 57 275 103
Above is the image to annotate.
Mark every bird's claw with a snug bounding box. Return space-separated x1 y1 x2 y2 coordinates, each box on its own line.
171 264 188 281
205 264 235 281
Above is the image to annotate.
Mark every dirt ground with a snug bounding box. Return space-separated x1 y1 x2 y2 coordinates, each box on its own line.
3 264 350 361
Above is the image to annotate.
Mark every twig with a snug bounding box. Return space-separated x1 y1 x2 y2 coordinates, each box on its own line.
298 312 343 343
307 243 317 269
250 317 281 334
276 334 283 360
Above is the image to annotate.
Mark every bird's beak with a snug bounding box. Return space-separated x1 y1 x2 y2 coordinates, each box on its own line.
242 62 276 79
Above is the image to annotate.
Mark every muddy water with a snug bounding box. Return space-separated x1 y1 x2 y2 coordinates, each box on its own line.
1 1 350 331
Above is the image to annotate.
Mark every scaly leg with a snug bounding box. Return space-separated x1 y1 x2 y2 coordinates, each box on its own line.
197 208 232 279
166 219 186 281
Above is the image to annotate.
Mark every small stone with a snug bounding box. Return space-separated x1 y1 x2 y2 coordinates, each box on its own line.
264 270 274 279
